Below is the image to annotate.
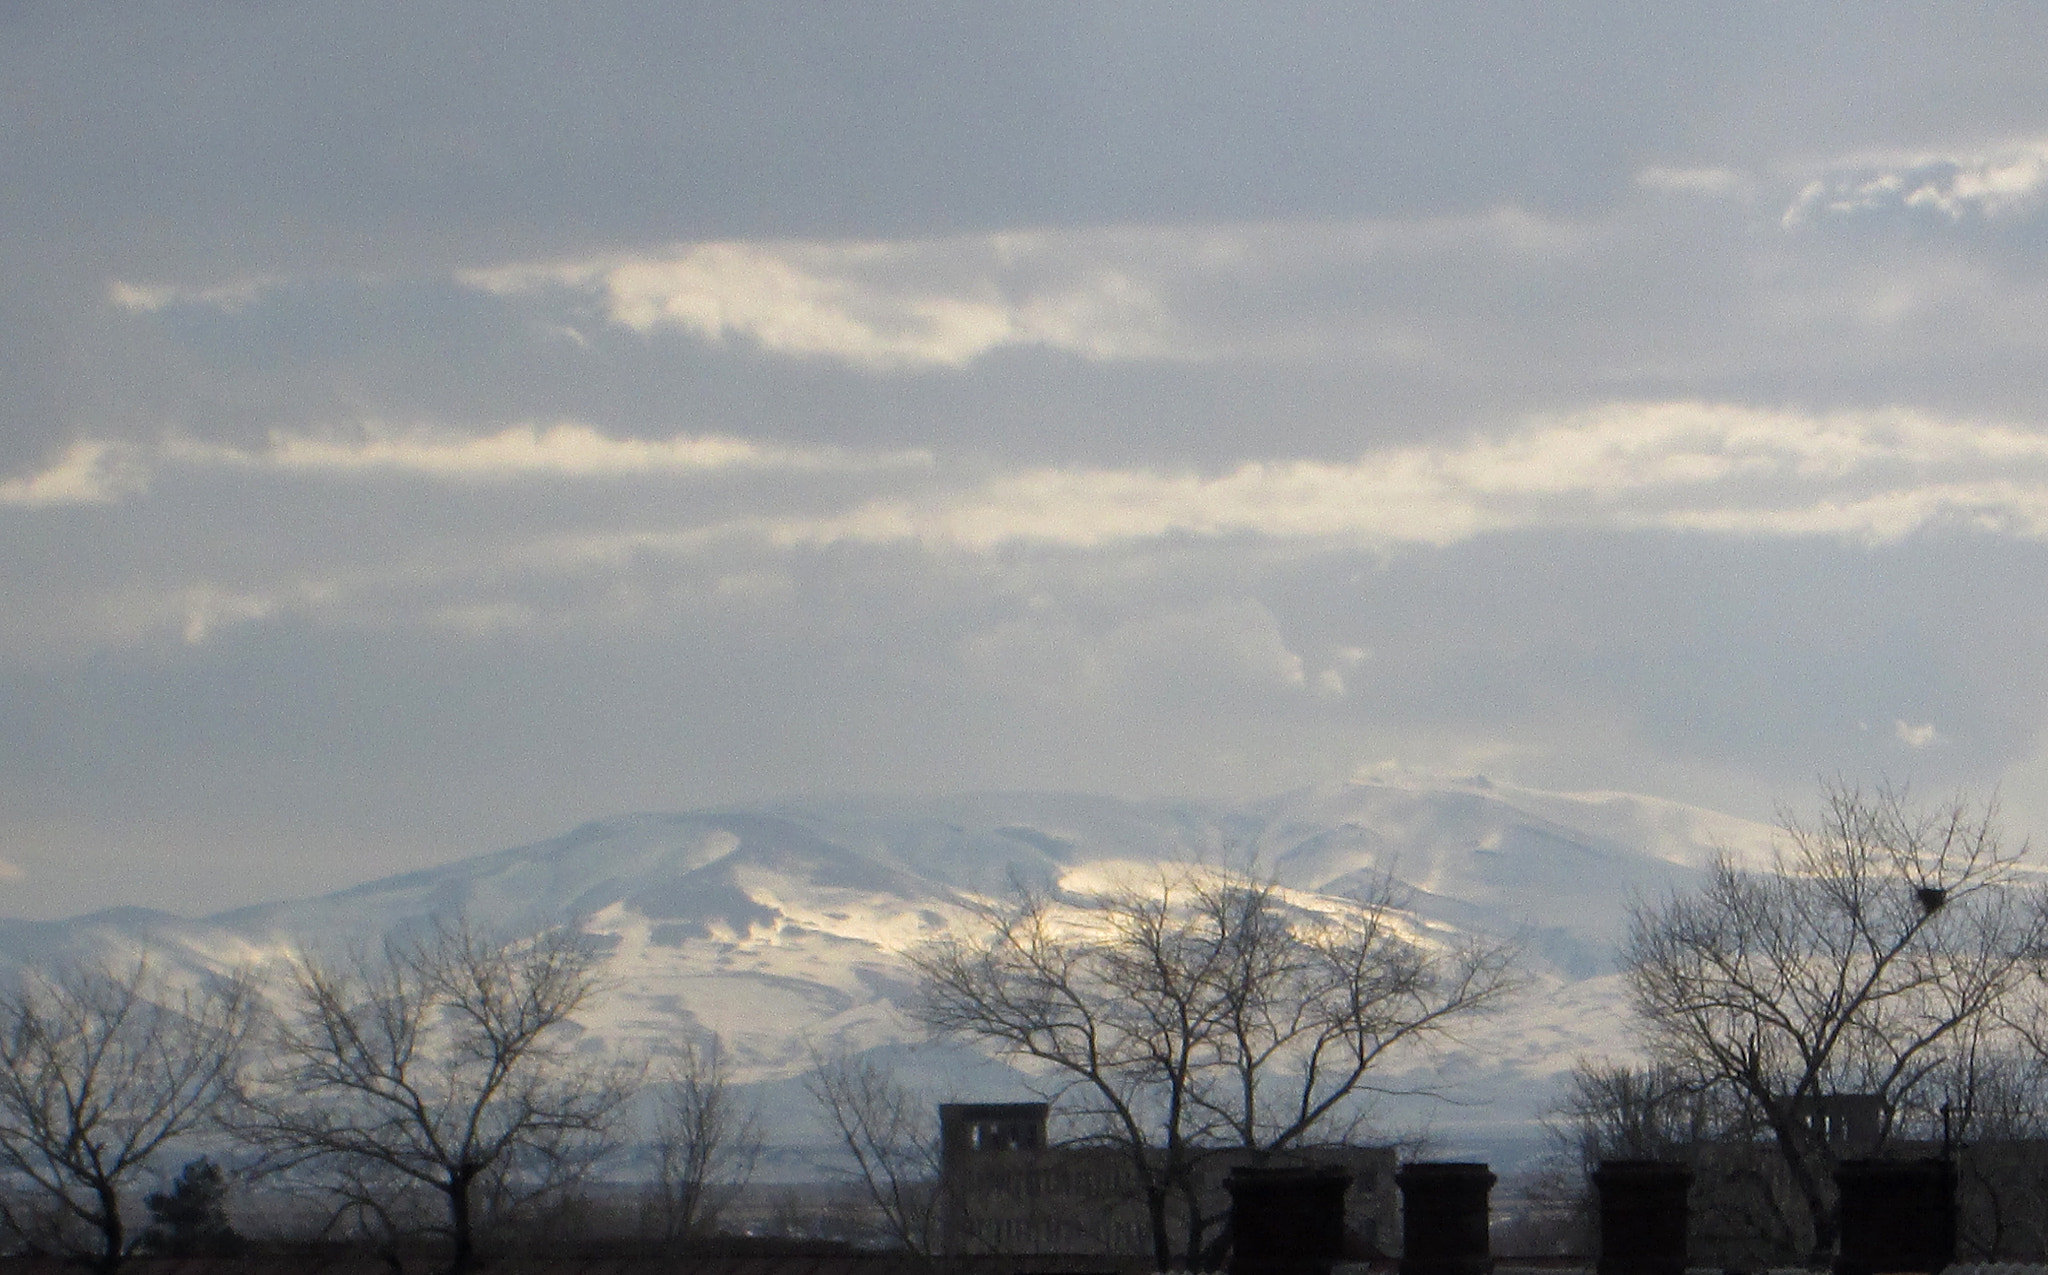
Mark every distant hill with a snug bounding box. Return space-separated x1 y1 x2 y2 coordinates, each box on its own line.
0 776 1780 1162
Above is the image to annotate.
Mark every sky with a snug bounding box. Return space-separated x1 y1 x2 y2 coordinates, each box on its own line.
10 2 2048 918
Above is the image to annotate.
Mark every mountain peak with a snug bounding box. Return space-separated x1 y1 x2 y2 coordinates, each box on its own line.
0 780 1773 1102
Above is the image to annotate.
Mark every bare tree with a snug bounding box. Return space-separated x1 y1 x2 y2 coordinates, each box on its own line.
643 1035 762 1242
231 919 633 1275
1622 781 2043 1265
1541 1060 1807 1264
912 867 1517 1267
0 957 254 1274
802 1045 943 1255
1904 1043 2048 1259
1549 1060 1728 1169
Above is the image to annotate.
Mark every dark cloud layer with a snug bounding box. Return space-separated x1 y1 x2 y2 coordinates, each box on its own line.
10 4 2048 259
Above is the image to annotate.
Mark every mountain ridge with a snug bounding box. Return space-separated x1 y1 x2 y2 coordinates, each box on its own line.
0 777 1779 1151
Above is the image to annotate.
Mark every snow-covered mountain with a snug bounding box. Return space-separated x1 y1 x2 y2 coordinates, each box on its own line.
0 776 1780 1157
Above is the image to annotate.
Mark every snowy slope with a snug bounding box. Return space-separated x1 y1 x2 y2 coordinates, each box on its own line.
0 777 1778 1146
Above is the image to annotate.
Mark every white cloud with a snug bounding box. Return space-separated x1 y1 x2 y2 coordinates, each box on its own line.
1656 480 2048 542
181 586 280 645
0 441 145 507
1784 139 2048 226
1895 720 1942 749
0 424 928 506
456 213 1591 372
108 276 282 314
35 400 2048 652
177 422 926 480
428 602 541 636
1637 166 1748 197
465 240 1179 370
735 402 2048 552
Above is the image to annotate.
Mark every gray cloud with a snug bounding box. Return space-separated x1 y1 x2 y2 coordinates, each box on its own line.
10 4 2048 917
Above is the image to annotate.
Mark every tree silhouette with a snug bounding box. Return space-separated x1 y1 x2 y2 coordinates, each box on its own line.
232 919 632 1275
141 1157 244 1258
914 867 1516 1267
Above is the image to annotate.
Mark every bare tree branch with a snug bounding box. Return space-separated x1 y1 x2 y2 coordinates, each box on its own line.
1621 781 2043 1266
910 866 1517 1267
802 1045 942 1256
643 1034 761 1242
0 956 254 1274
230 918 633 1275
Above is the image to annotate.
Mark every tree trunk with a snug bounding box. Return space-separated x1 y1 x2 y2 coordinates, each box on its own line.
445 1173 476 1275
93 1177 126 1275
1181 1176 1207 1267
1145 1184 1172 1271
1804 1182 1838 1270
1776 1131 1835 1267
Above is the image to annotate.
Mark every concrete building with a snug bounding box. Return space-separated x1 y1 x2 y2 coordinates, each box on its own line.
936 1103 1397 1259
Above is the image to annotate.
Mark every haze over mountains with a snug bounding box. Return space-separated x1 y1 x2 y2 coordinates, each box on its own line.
0 776 1782 1162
